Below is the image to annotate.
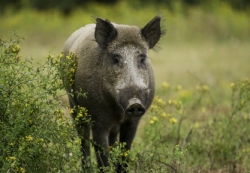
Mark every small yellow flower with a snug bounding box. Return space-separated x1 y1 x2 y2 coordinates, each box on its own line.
243 115 249 120
193 122 200 129
70 68 75 73
150 120 155 124
201 107 206 113
177 85 182 90
154 96 166 106
202 85 209 91
74 138 81 145
20 167 26 173
162 82 169 89
241 100 245 106
78 113 83 117
174 101 182 110
123 150 130 157
230 83 235 89
152 116 158 121
161 112 166 117
169 117 178 124
70 109 74 114
6 156 16 161
25 135 33 141
59 53 64 58
36 138 44 143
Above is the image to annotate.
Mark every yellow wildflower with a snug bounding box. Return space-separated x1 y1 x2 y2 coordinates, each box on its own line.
162 82 169 89
241 100 245 106
154 96 166 106
78 113 83 117
230 83 235 89
169 117 178 124
193 122 200 129
150 120 155 124
202 85 209 91
20 167 26 173
178 90 191 99
161 112 166 117
174 101 182 110
152 116 158 121
59 53 64 58
177 85 182 90
25 135 33 141
70 109 74 114
6 156 16 161
123 150 130 157
201 107 206 113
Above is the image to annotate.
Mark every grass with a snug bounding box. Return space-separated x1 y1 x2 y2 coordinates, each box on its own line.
1 1 250 172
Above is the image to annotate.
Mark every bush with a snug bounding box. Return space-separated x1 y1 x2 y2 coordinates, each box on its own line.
0 33 83 172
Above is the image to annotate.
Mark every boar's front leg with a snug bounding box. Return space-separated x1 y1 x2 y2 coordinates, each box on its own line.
117 117 141 172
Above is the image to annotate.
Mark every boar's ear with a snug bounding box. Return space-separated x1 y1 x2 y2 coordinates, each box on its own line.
141 16 162 49
95 18 117 49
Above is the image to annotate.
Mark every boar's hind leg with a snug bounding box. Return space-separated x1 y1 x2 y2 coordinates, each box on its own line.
92 128 109 170
77 122 91 171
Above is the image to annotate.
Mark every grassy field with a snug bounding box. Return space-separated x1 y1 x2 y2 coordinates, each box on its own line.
1 1 250 172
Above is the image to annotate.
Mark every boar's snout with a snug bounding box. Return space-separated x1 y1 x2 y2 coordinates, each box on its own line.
125 98 145 117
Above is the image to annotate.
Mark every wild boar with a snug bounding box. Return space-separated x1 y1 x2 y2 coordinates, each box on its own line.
62 16 163 172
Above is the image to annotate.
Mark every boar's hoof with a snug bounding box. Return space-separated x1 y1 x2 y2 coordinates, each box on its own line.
125 101 145 117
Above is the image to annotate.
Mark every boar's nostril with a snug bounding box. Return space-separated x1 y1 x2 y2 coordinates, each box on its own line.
127 108 134 115
125 103 145 117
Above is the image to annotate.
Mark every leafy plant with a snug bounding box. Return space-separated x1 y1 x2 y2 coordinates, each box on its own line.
0 33 83 172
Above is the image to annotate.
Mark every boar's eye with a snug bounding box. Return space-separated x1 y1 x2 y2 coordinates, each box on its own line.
111 54 121 65
139 54 147 66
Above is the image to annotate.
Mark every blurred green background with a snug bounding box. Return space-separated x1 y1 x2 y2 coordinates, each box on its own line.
1 0 249 93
